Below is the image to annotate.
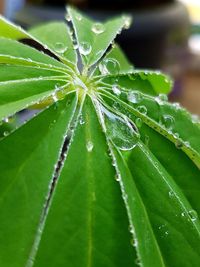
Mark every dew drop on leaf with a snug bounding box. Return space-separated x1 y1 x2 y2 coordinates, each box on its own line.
112 84 121 96
91 22 105 34
79 114 85 125
168 191 175 198
86 141 94 152
191 114 199 123
102 107 139 151
135 117 142 128
76 14 82 21
122 191 128 201
158 93 168 102
3 117 9 123
184 141 190 147
54 42 68 54
137 105 147 115
52 92 58 102
175 139 183 149
73 43 79 50
99 58 120 75
79 42 92 56
115 174 120 181
160 115 174 130
127 91 142 104
65 14 71 22
123 16 132 29
188 210 198 221
3 131 9 137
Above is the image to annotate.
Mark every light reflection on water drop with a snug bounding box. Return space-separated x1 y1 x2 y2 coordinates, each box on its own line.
101 106 140 151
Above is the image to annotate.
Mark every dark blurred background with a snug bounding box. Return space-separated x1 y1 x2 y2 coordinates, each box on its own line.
0 0 200 115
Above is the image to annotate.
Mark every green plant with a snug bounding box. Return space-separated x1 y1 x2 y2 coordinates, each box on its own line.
0 6 199 267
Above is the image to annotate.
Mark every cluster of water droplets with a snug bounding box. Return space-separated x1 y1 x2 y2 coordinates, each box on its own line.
51 83 62 103
181 209 198 222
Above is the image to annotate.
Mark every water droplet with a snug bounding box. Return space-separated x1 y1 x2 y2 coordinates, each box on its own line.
79 42 92 56
192 114 199 123
86 141 94 152
172 102 181 110
128 225 134 234
54 42 68 54
79 115 85 125
128 74 136 81
112 102 121 111
188 210 198 221
184 141 190 147
102 107 139 151
52 92 58 102
3 131 9 136
65 14 71 22
122 192 128 201
112 84 121 96
168 191 175 198
4 117 9 123
76 14 82 21
123 16 132 29
158 93 168 102
175 139 183 149
137 105 147 115
73 43 79 50
130 237 138 247
127 91 142 104
135 117 142 128
135 258 140 265
99 58 120 75
174 132 179 138
115 174 120 181
91 22 105 34
160 115 174 130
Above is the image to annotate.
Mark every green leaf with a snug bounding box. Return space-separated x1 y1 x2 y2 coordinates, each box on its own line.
0 37 67 70
0 79 67 121
100 71 172 95
0 15 29 39
68 6 131 67
0 94 77 267
0 65 66 82
31 96 136 267
139 124 200 215
0 7 199 267
93 44 133 76
124 142 200 267
110 145 165 267
29 22 77 66
99 89 200 168
0 16 75 71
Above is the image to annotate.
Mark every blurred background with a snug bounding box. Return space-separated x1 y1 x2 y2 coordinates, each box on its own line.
0 0 200 115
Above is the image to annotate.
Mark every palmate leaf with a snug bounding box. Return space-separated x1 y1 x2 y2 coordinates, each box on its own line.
0 6 199 267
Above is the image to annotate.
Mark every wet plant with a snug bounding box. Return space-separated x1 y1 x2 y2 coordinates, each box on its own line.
0 6 200 267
